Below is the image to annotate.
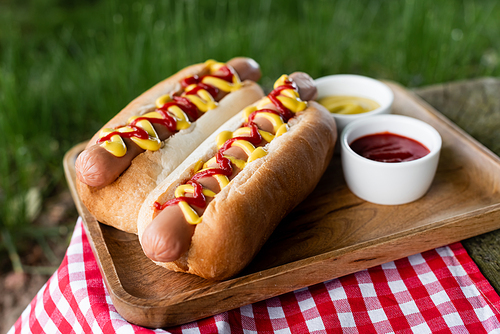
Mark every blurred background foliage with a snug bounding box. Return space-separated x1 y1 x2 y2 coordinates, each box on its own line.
0 0 499 273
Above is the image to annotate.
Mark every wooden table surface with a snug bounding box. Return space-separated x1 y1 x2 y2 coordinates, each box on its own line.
414 77 500 294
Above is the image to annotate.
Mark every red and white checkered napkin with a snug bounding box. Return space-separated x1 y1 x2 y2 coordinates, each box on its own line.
9 218 500 334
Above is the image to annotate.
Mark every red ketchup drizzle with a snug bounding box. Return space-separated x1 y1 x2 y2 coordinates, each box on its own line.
209 65 236 82
181 65 235 88
135 96 200 133
267 84 296 122
162 96 200 121
154 181 207 210
350 132 430 163
220 123 263 150
97 126 149 144
181 65 237 99
192 151 233 182
184 83 218 99
154 80 295 212
129 109 178 134
181 75 199 87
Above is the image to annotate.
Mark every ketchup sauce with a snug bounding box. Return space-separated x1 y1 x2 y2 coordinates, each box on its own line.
350 132 430 163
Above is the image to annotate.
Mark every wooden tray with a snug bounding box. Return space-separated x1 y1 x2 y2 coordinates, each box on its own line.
63 82 500 328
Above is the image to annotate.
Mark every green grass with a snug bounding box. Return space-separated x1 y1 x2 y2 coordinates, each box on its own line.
0 0 499 272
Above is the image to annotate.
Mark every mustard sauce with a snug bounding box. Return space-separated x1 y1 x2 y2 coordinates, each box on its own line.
318 95 380 115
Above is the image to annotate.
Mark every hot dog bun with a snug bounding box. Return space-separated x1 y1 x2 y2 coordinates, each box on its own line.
76 58 264 234
137 74 337 280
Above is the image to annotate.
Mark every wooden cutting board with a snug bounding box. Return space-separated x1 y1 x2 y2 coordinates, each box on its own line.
63 82 500 328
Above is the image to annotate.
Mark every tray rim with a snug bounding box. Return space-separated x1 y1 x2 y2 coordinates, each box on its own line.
63 81 500 327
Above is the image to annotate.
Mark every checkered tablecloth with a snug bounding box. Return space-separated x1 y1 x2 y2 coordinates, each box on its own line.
9 217 500 333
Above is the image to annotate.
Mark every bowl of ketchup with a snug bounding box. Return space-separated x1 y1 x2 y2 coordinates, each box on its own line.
314 74 394 134
341 114 442 205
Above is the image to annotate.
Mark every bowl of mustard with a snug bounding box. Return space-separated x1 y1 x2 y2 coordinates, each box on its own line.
314 74 394 134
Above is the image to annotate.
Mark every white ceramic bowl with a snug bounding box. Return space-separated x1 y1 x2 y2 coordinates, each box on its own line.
341 114 442 205
315 74 394 133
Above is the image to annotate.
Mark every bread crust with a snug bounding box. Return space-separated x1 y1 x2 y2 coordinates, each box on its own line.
137 102 337 279
76 68 264 234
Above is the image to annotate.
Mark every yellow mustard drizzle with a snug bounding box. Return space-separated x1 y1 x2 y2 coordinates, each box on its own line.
272 75 307 113
174 184 216 225
99 122 161 157
203 60 243 92
165 74 306 225
318 95 380 115
98 59 242 157
98 131 128 158
182 85 218 113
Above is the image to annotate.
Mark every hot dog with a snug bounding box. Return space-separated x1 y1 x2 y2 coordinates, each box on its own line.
137 72 337 280
75 58 264 233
